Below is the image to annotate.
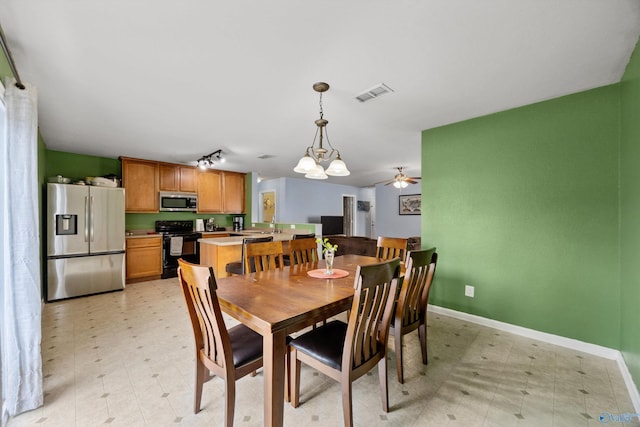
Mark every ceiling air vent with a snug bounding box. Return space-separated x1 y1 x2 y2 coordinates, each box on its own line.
355 83 394 103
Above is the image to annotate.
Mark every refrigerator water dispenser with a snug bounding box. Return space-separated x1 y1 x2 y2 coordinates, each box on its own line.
56 214 77 235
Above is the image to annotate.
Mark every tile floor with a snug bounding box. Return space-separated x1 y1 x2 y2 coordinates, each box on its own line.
7 278 639 427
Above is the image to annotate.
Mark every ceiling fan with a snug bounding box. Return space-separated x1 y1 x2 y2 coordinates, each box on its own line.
382 167 421 188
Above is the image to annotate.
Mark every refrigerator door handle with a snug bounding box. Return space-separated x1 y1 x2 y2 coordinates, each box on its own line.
84 196 89 242
90 195 94 242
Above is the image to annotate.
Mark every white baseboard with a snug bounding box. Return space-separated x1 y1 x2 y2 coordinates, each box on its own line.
428 304 640 412
616 353 640 412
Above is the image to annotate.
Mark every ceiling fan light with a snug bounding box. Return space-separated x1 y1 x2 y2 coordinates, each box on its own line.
294 155 316 174
325 158 350 176
305 164 328 179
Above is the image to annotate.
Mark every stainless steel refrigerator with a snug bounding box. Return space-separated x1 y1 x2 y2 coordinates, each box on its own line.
46 183 125 301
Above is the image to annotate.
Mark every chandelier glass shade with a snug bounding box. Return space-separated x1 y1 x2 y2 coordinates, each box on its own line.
294 82 350 179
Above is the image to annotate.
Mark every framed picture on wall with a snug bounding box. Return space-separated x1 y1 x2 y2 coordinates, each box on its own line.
261 191 276 222
399 194 421 215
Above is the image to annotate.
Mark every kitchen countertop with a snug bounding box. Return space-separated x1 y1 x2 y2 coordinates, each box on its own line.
199 231 295 246
125 229 301 240
125 230 232 238
125 230 161 239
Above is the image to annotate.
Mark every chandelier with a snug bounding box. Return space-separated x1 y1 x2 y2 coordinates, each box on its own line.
293 82 350 179
197 149 225 170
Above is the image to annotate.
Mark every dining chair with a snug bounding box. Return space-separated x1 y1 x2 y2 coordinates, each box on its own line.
282 232 317 266
244 240 284 272
376 236 408 261
225 235 273 275
293 232 316 239
390 248 438 383
177 259 263 427
288 258 401 427
287 237 319 266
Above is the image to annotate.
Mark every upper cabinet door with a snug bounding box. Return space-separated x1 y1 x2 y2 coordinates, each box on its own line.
223 172 245 213
121 158 159 212
159 164 197 193
179 166 197 193
197 169 223 212
159 164 179 192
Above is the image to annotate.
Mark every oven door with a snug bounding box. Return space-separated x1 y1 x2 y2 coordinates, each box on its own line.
162 234 200 279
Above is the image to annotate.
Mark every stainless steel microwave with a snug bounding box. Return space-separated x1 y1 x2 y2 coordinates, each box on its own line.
159 192 198 212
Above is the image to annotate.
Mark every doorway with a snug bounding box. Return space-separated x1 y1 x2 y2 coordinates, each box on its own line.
343 195 356 236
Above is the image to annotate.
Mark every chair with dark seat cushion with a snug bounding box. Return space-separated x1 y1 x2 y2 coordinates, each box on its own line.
293 232 316 239
289 258 401 427
225 236 273 275
389 248 438 383
376 236 408 262
177 259 263 426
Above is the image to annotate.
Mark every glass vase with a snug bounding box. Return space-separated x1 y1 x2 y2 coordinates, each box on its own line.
324 250 334 275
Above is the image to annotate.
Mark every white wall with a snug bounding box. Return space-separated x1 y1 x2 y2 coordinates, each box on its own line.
374 183 421 238
251 175 420 238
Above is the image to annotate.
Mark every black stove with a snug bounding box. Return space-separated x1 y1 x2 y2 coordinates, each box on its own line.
155 220 199 236
155 220 202 279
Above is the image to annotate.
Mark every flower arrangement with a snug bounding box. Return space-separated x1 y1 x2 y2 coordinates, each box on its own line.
316 237 338 254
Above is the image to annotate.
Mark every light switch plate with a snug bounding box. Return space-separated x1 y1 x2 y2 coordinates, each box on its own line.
465 285 475 298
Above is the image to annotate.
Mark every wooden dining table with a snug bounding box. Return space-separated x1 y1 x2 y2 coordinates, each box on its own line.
214 254 384 427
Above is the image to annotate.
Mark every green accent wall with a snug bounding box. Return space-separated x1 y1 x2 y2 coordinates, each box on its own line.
0 52 12 80
422 85 621 349
45 149 121 179
620 42 640 388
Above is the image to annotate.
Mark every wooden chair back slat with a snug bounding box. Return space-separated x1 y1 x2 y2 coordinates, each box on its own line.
376 236 408 262
288 238 319 266
244 240 284 273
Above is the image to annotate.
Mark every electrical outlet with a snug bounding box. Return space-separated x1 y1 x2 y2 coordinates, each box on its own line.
290 224 296 229
465 285 475 298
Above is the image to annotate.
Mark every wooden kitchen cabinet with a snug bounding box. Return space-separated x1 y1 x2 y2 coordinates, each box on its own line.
159 163 197 193
197 169 223 212
197 170 245 213
201 232 230 238
121 157 159 212
126 236 162 283
223 171 245 213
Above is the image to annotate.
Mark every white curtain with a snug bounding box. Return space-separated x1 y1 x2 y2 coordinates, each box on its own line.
1 77 42 423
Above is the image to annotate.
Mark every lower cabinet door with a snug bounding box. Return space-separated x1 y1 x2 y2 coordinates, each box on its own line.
126 237 162 282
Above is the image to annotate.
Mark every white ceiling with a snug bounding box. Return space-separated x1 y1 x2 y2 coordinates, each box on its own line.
1 1 639 187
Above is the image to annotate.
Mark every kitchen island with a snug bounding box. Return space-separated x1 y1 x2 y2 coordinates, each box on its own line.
199 232 298 277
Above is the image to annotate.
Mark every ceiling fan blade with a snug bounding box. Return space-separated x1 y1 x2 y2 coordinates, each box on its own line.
406 179 419 184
